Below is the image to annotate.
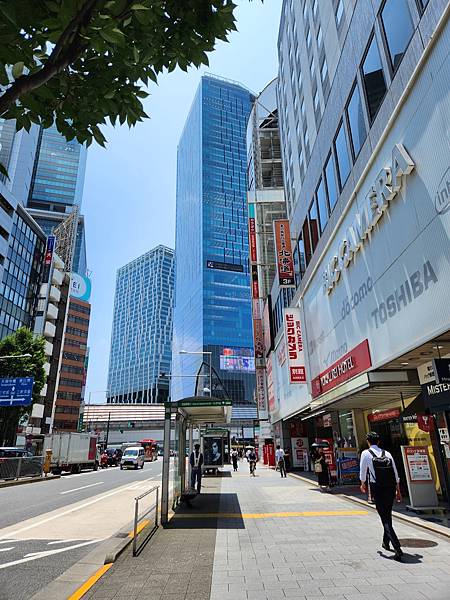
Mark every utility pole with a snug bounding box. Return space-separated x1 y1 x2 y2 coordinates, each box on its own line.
105 412 111 449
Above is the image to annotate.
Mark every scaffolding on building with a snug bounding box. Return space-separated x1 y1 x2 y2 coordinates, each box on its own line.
53 206 79 273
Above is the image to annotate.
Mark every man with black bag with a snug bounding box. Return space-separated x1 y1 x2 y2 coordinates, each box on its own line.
359 432 403 561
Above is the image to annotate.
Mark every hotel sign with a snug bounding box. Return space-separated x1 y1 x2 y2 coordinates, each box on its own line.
311 340 371 398
324 144 414 294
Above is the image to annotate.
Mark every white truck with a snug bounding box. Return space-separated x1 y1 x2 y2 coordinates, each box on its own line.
44 432 99 474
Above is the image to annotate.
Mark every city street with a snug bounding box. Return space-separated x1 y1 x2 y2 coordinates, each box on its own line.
0 458 163 599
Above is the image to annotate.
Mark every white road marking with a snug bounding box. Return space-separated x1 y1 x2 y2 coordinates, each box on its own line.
0 547 14 552
0 540 15 544
0 540 100 570
47 539 82 545
60 482 104 495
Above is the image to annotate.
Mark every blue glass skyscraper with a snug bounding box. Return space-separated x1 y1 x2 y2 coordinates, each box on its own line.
171 75 255 406
107 245 174 404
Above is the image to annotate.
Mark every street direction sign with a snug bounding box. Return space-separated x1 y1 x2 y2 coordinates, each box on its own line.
0 377 34 407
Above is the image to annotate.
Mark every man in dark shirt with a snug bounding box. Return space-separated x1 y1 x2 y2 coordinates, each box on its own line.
189 443 204 493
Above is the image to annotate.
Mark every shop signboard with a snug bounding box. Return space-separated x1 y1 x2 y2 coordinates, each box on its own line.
253 318 264 360
432 359 450 384
337 448 359 484
368 408 400 423
266 354 275 413
311 340 371 398
251 264 259 298
206 260 243 273
263 297 273 356
283 308 306 384
70 273 92 302
248 218 257 263
255 367 268 419
417 362 435 385
291 437 309 469
42 235 55 283
274 219 295 287
401 445 438 509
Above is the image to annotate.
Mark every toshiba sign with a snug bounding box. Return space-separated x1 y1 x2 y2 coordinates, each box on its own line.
324 144 414 294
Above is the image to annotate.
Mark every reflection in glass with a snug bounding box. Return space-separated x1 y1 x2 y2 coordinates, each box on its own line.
316 178 329 233
362 34 387 122
381 0 414 72
334 121 350 189
325 154 338 212
347 83 366 158
308 199 320 252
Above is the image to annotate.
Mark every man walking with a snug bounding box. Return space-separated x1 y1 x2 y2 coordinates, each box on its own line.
360 432 403 561
189 443 204 493
275 445 287 478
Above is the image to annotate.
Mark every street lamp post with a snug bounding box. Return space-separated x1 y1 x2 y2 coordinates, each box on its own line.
179 350 212 396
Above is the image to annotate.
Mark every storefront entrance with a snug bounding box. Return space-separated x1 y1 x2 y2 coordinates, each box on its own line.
368 409 408 491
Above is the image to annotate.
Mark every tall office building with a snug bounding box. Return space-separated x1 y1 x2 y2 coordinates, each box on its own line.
107 245 174 404
171 74 255 407
27 124 87 275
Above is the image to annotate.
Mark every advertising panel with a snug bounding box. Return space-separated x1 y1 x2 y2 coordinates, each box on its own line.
336 448 359 484
42 235 55 283
291 437 309 469
206 260 243 273
70 273 92 302
432 359 450 384
248 217 257 263
283 308 306 384
404 446 433 482
302 31 450 384
266 354 275 413
256 367 268 419
252 319 264 360
274 219 295 287
251 264 259 298
220 347 255 372
203 437 224 468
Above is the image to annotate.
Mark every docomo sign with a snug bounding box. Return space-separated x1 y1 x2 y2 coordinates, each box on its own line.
324 144 415 294
283 308 306 383
311 339 372 398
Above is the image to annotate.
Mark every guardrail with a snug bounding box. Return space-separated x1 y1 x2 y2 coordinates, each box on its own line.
133 484 159 556
0 456 44 481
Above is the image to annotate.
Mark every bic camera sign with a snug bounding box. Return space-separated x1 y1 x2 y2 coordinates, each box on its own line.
323 144 414 294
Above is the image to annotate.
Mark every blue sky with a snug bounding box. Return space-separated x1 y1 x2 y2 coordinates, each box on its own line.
83 0 282 403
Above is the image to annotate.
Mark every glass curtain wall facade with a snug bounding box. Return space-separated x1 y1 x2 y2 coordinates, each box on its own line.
107 245 174 404
171 75 255 406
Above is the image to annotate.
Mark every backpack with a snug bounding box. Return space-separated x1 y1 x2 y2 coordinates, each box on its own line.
368 449 396 488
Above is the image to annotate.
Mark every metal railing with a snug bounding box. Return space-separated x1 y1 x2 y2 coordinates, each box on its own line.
0 456 43 481
132 484 159 556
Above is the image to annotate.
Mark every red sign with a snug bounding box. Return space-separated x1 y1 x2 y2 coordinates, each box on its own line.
251 264 259 298
283 308 306 384
368 408 400 423
249 218 257 263
311 339 372 398
274 220 295 287
253 318 264 359
417 414 433 433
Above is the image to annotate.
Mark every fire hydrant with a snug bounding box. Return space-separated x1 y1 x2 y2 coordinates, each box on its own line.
43 449 52 477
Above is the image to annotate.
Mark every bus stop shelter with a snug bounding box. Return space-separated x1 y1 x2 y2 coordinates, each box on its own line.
161 397 232 525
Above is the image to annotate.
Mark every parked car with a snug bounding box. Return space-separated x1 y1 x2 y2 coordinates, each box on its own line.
120 446 145 470
104 448 121 466
0 447 33 459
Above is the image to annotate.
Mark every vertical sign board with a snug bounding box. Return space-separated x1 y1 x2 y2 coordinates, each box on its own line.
401 445 438 508
283 308 307 383
253 318 264 359
263 297 273 356
256 367 268 420
42 235 56 283
251 264 259 298
248 217 257 263
266 354 276 413
291 437 309 469
274 220 295 287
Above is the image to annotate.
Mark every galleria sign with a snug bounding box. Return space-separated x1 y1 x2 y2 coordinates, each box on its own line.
323 144 415 294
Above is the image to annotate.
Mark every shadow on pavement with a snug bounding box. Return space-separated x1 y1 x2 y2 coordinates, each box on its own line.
377 550 423 563
166 492 245 529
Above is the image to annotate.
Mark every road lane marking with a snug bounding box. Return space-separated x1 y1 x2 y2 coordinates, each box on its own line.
0 547 14 552
0 540 100 570
60 482 104 495
47 539 82 545
68 563 112 600
0 540 14 544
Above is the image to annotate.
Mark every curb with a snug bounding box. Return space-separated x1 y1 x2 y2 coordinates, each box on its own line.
288 472 450 540
0 474 60 488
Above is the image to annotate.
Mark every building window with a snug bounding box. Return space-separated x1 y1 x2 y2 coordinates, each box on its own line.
308 199 320 252
335 0 344 27
316 178 329 234
346 81 366 159
361 33 387 123
320 57 328 83
309 57 315 79
300 97 306 119
312 0 319 19
380 0 414 73
306 27 312 50
302 219 312 266
334 121 351 190
313 87 320 113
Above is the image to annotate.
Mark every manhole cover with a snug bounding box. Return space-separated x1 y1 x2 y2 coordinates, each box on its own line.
115 532 128 538
398 538 438 548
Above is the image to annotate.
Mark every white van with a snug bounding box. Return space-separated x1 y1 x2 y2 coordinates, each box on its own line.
120 446 145 470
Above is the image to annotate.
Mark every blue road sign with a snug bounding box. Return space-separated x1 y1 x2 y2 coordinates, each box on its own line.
0 377 34 407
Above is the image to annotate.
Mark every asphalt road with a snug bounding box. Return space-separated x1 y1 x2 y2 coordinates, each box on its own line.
0 459 164 599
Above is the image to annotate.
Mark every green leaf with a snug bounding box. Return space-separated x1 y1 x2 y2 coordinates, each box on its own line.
130 4 149 10
12 61 24 79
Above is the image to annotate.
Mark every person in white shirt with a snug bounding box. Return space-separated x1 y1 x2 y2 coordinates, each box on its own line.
359 431 403 561
275 445 287 478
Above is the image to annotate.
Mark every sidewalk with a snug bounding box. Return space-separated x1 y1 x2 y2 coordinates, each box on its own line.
85 463 450 600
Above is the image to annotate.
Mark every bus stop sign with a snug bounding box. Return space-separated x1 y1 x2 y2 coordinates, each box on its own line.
0 377 34 407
